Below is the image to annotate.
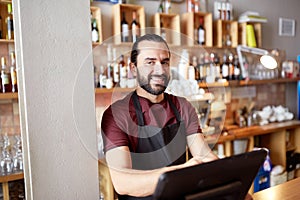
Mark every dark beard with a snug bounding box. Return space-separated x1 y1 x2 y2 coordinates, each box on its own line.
137 70 169 95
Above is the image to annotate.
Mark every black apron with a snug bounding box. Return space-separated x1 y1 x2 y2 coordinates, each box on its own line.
118 92 187 200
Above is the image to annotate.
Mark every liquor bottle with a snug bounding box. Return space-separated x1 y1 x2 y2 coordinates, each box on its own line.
214 53 221 81
112 48 119 85
157 0 164 13
91 18 99 43
192 56 200 82
204 52 210 82
0 57 11 93
233 55 241 80
106 46 113 89
99 65 106 88
163 0 171 14
119 54 127 88
198 53 205 82
131 11 140 43
10 52 17 92
228 53 234 80
221 53 229 80
121 12 129 42
197 17 205 45
94 65 99 88
6 3 14 40
206 53 216 83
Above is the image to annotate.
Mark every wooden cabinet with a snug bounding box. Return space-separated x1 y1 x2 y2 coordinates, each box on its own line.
0 0 14 62
112 4 145 44
91 6 103 46
238 22 262 47
211 121 300 178
0 173 24 200
181 12 212 47
213 19 238 48
153 13 181 46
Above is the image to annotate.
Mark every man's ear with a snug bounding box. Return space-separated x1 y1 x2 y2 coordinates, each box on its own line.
130 62 137 76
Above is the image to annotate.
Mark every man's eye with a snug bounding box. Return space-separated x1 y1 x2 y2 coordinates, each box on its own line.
161 61 169 67
145 61 155 65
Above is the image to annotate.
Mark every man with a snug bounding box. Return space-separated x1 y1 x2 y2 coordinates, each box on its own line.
101 34 218 200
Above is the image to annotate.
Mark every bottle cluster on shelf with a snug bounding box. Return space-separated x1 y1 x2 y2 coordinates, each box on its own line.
94 47 136 89
0 51 17 93
178 49 243 84
213 0 233 21
0 135 23 176
0 3 14 40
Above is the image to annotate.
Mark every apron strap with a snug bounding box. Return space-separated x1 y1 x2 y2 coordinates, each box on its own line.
132 91 145 126
164 93 181 122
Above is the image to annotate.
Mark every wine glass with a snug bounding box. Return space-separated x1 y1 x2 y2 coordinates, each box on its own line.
12 135 23 173
0 135 13 175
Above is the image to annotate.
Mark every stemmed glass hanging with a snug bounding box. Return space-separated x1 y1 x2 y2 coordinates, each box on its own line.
0 135 13 175
12 135 23 173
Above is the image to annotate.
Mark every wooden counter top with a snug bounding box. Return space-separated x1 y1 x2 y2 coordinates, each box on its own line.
253 177 300 200
223 120 300 141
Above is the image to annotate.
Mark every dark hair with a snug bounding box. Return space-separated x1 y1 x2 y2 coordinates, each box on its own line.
130 34 170 67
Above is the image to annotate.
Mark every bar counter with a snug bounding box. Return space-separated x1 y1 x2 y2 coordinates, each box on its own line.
253 177 300 200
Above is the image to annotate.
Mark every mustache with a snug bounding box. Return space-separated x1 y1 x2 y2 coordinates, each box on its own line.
149 74 168 81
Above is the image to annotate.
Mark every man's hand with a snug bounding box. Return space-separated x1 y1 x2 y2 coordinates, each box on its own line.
182 156 203 168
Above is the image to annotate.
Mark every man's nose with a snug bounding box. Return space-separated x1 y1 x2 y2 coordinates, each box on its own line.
153 62 164 74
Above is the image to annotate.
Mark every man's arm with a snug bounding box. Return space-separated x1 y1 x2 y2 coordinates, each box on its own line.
105 146 202 197
187 133 219 162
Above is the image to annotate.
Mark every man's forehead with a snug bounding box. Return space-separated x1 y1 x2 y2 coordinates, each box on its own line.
138 40 169 51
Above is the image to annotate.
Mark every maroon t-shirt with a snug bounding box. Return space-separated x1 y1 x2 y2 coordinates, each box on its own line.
101 92 201 153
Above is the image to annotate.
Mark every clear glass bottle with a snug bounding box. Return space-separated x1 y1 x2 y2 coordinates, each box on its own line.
131 11 140 43
121 12 129 42
221 53 229 80
91 18 99 43
0 135 13 175
12 135 23 173
197 17 205 45
1 56 12 93
5 3 14 40
10 52 17 93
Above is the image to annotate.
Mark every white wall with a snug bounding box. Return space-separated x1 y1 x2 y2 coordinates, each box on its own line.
94 0 300 59
14 0 99 199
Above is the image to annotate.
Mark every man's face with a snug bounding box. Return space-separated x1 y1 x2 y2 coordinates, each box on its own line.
135 40 170 95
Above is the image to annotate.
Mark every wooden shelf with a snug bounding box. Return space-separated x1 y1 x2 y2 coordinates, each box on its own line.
0 39 14 43
0 92 18 99
0 0 11 4
199 78 300 88
2 78 298 99
0 172 23 183
239 78 300 86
